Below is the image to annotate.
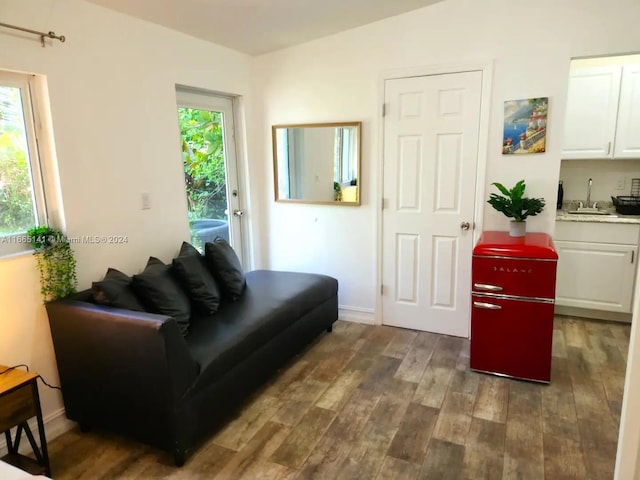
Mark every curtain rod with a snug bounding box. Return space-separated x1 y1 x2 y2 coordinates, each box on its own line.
0 22 65 47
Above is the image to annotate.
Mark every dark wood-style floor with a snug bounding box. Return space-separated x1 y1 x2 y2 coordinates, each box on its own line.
45 316 630 479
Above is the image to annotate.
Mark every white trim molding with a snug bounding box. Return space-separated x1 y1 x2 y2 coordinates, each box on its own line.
339 305 375 325
555 305 631 323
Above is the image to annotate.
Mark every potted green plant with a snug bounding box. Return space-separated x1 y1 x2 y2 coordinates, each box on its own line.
487 180 545 237
27 225 78 302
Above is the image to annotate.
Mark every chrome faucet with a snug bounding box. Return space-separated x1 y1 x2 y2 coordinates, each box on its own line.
586 178 593 208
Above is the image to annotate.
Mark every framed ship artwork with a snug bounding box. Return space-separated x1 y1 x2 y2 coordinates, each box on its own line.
502 97 548 154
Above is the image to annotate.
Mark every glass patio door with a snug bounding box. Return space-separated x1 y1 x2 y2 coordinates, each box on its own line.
176 89 243 261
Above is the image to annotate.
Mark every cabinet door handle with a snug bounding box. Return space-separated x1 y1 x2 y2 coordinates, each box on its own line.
607 141 612 155
473 301 502 310
473 283 503 292
632 250 635 264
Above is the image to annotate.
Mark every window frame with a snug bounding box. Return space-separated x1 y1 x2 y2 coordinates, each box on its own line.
0 71 48 257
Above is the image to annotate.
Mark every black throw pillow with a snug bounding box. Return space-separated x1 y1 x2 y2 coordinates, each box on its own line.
204 238 246 301
92 268 146 311
131 257 191 335
172 242 221 314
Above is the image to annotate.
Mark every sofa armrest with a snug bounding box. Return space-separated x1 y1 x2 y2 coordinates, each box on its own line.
45 300 199 416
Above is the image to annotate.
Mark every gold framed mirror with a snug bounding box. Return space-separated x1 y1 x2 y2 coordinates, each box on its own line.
272 122 361 205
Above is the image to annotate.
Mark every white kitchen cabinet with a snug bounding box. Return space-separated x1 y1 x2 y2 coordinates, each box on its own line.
614 64 640 158
554 222 639 313
562 66 621 159
562 64 640 160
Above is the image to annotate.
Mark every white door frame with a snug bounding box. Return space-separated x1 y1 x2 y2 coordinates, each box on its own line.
375 60 493 327
231 95 254 271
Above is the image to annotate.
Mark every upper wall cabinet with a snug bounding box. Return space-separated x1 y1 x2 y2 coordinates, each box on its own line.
562 65 640 160
614 64 640 158
562 66 621 159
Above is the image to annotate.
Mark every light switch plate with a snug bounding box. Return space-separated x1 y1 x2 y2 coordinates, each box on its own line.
141 192 151 210
616 178 626 190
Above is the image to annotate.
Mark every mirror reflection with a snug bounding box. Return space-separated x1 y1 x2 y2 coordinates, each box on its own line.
272 122 361 205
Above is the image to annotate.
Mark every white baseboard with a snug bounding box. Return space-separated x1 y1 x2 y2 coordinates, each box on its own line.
339 305 375 325
555 305 632 323
0 407 73 457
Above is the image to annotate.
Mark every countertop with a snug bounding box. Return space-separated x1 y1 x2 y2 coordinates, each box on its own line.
556 209 640 224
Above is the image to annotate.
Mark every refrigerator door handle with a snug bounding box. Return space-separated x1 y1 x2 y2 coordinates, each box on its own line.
473 301 502 310
473 283 503 292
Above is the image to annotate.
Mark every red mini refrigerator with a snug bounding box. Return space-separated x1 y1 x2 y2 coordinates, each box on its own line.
470 231 558 383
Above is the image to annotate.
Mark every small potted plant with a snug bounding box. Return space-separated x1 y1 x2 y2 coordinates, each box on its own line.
487 180 545 237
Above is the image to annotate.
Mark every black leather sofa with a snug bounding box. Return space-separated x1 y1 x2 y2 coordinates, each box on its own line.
45 269 338 465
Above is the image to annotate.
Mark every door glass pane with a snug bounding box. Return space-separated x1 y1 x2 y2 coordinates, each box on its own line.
0 86 38 236
177 107 229 250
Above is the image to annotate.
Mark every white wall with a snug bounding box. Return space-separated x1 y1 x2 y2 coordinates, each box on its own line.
615 269 640 479
0 0 252 437
250 0 640 318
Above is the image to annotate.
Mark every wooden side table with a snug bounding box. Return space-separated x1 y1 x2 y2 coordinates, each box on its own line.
0 365 51 477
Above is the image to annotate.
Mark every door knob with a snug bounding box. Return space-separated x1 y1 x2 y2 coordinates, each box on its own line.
233 209 244 217
460 221 471 230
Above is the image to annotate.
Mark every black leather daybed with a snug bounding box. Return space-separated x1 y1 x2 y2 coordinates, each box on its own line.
45 240 338 465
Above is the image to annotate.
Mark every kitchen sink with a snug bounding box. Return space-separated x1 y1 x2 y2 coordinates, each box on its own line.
566 210 612 215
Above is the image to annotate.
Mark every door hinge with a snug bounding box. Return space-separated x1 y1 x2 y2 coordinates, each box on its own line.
381 198 386 210
382 103 386 117
380 285 384 295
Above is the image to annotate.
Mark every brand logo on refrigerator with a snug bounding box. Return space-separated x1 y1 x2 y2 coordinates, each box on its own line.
492 266 533 274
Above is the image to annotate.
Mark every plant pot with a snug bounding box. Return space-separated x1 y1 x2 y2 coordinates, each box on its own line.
509 221 526 237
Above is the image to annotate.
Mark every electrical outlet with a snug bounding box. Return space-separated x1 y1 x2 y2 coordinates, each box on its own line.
616 178 626 191
141 192 151 210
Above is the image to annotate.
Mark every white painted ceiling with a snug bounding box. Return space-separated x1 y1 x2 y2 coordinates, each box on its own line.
84 0 443 55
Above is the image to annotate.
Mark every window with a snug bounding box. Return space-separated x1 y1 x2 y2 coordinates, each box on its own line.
0 71 47 256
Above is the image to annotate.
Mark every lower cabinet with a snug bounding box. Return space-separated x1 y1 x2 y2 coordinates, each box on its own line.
554 222 639 313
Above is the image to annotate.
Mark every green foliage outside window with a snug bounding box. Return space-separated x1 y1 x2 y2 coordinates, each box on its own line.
178 108 228 222
0 85 37 235
0 131 34 234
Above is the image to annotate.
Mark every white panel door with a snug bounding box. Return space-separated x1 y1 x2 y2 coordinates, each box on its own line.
382 71 482 337
614 64 640 159
562 66 622 160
